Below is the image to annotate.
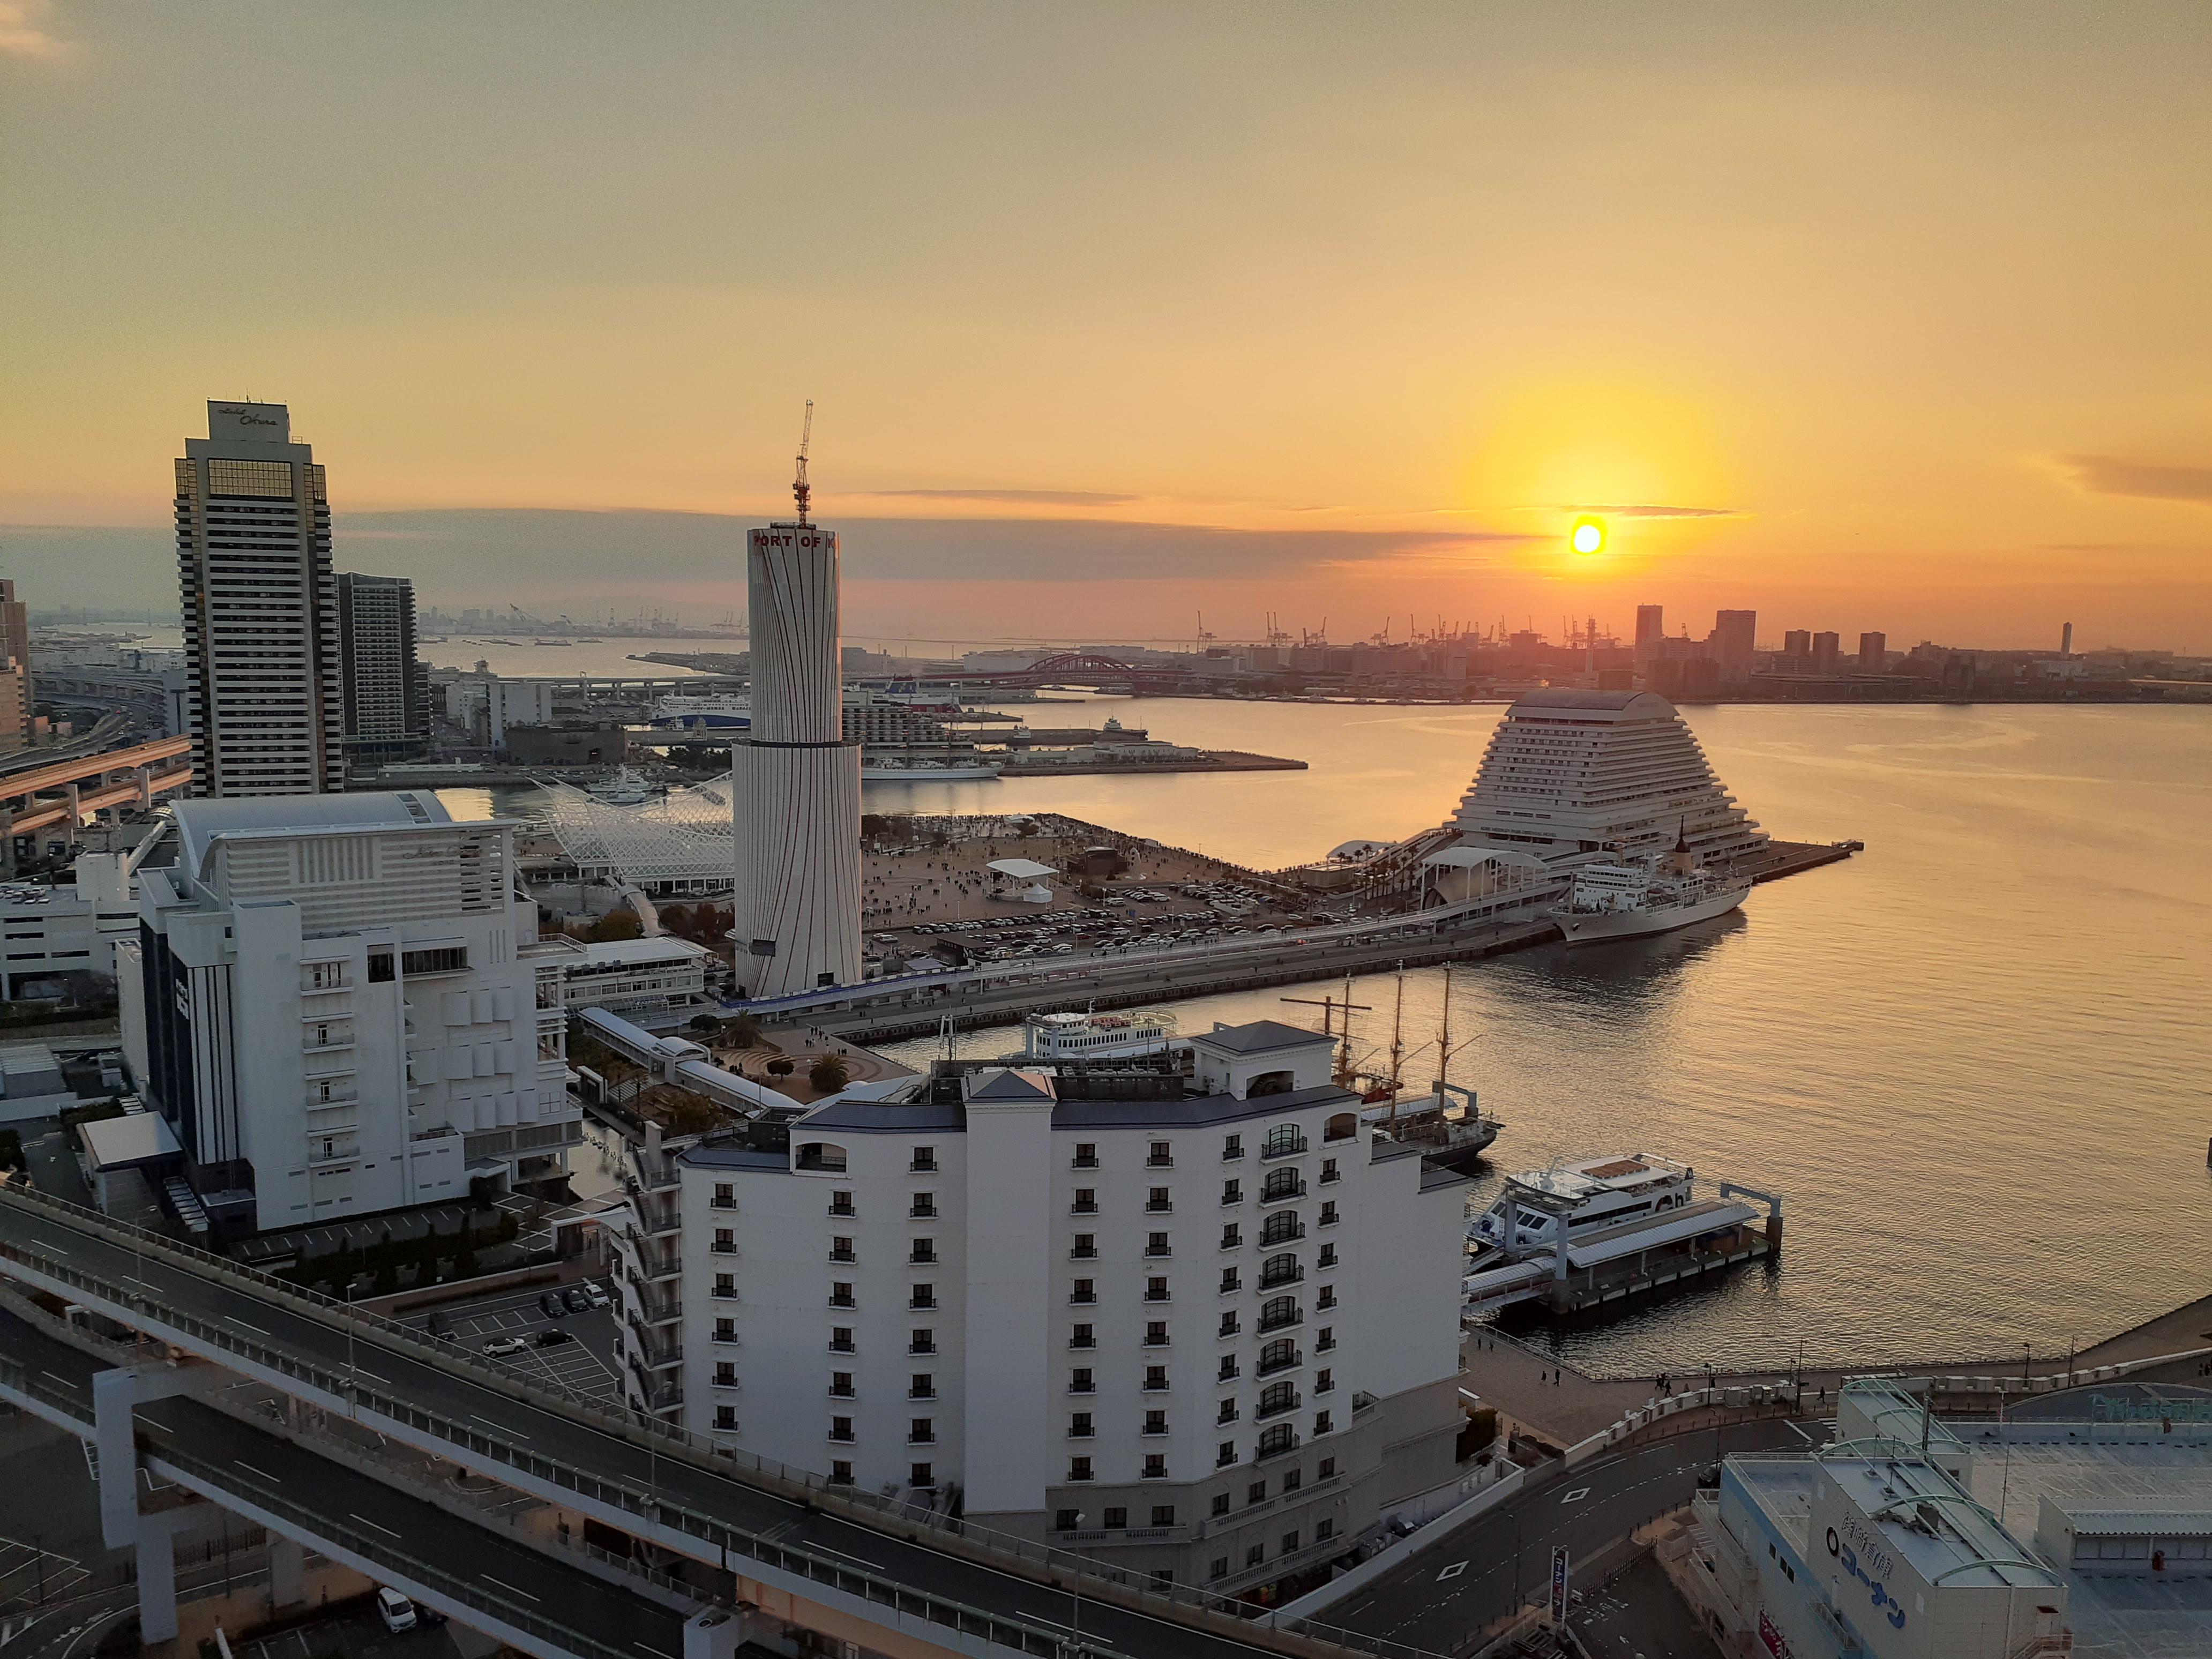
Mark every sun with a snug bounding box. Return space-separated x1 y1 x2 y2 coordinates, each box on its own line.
1570 517 1606 556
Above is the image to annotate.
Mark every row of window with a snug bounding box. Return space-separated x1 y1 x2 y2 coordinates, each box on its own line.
1051 1458 1340 1534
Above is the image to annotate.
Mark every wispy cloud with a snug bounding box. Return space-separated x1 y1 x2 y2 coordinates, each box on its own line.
856 488 1140 506
1559 503 1741 519
2057 455 2212 507
0 1 70 59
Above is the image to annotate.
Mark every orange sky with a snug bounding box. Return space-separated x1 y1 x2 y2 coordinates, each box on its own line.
3 2 2208 649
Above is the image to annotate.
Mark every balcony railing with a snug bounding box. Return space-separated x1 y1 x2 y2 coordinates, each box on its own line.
1258 1266 1304 1290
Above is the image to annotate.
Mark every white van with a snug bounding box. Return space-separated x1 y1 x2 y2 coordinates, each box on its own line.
376 1587 419 1633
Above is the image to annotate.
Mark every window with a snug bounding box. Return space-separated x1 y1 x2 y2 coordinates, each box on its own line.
1217 1398 1238 1424
910 1373 935 1399
1144 1364 1169 1391
713 1273 736 1299
1069 1412 1094 1438
1073 1142 1099 1168
1071 1232 1098 1259
1070 1367 1095 1393
1069 1457 1094 1481
910 1193 936 1217
832 1461 854 1485
1057 1508 1082 1531
829 1326 854 1352
1142 1454 1167 1479
828 1190 855 1216
713 1228 734 1253
1148 1140 1174 1167
1318 1456 1335 1480
1146 1231 1171 1257
1258 1424 1296 1458
1212 1492 1232 1517
1219 1311 1240 1337
367 951 394 983
1313 1410 1334 1435
1219 1268 1240 1294
1220 1223 1242 1249
1072 1323 1096 1348
714 1405 736 1429
1318 1243 1337 1268
1314 1367 1333 1394
1246 1544 1265 1568
1260 1296 1300 1332
909 1238 937 1264
1260 1210 1303 1245
911 1462 935 1488
829 1236 856 1262
1319 1200 1339 1226
1259 1381 1298 1418
1151 1505 1176 1527
401 945 468 976
1221 1180 1243 1206
1316 1326 1335 1352
1147 1187 1172 1213
713 1182 735 1209
1072 1188 1098 1214
1259 1338 1299 1376
1103 1507 1127 1529
1146 1276 1170 1302
1222 1134 1243 1161
910 1147 937 1172
1261 1252 1302 1289
1144 1321 1169 1346
1262 1124 1306 1159
1320 1157 1340 1185
1324 1111 1358 1142
1072 1277 1096 1304
1143 1409 1168 1436
1218 1441 1237 1467
1248 1481 1267 1504
1217 1355 1240 1381
1317 1285 1336 1310
1281 1529 1301 1556
714 1317 736 1342
829 1281 854 1307
829 1371 854 1398
909 1418 935 1444
1261 1169 1304 1203
1210 1557 1229 1581
829 1416 855 1443
1247 1068 1296 1097
1282 1467 1302 1493
909 1283 937 1309
798 1143 848 1173
1316 1518 1335 1544
910 1328 936 1354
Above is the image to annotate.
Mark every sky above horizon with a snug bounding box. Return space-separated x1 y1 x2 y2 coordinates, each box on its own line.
4 2 2209 651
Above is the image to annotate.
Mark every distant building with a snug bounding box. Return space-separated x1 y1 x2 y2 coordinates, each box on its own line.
1782 629 1812 660
0 857 135 1004
0 578 29 748
1857 631 1886 672
501 722 628 766
1711 610 1757 676
174 402 343 797
1810 631 1841 673
118 793 579 1239
443 676 562 748
558 935 711 1014
337 573 430 768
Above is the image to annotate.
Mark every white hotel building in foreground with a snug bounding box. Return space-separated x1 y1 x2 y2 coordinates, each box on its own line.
118 794 579 1238
622 1020 1475 1596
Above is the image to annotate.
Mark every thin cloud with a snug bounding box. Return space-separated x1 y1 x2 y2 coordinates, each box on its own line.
2057 455 2212 507
0 1 69 58
1559 503 1741 518
857 488 1140 506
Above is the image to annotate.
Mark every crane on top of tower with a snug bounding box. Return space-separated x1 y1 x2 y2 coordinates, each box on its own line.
793 399 814 525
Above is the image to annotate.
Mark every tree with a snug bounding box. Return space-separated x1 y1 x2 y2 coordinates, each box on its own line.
371 1230 399 1296
766 1057 795 1078
725 1012 761 1048
661 903 694 935
861 813 888 842
588 909 644 943
808 1053 850 1093
688 1013 722 1034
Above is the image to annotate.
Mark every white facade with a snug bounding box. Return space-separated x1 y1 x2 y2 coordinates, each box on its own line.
633 1020 1471 1594
559 935 711 1013
175 401 345 797
442 677 562 749
123 794 578 1237
731 521 860 997
1 856 135 1000
1451 687 1769 869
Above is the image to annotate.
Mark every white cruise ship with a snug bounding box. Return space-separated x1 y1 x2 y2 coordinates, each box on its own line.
1450 689 1768 870
1016 1010 1178 1060
1553 827 1752 944
648 694 751 731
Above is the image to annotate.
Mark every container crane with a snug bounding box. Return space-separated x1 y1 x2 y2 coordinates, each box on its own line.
793 399 814 525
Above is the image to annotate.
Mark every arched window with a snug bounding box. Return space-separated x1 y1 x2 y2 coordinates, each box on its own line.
1260 1210 1302 1245
1260 1252 1302 1289
1247 1069 1295 1097
1262 1123 1307 1159
1258 1380 1298 1417
795 1142 848 1173
1259 1295 1301 1332
1256 1423 1297 1458
1324 1111 1358 1143
1258 1338 1298 1374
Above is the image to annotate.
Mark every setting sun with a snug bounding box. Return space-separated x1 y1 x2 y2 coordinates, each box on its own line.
1571 518 1606 556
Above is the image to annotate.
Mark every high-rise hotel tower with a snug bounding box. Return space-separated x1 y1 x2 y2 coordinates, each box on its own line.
175 402 343 796
731 419 861 995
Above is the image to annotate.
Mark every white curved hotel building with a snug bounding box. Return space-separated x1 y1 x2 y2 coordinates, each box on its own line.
1451 688 1769 868
730 520 861 997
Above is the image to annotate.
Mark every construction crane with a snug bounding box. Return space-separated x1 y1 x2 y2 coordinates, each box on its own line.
793 399 814 525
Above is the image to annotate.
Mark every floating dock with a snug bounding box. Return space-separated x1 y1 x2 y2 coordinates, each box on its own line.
1466 1183 1784 1318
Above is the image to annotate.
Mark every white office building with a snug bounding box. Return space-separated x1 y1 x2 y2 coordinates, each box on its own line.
174 402 345 797
1 857 136 1004
1451 689 1769 869
118 794 579 1239
558 935 712 1014
625 1020 1474 1596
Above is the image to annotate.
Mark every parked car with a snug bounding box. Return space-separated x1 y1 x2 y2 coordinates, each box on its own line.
376 1588 419 1633
562 1286 590 1313
534 1328 574 1348
538 1291 566 1319
483 1336 528 1357
582 1281 611 1308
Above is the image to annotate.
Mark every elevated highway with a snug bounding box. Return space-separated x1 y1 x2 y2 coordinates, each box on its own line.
0 1181 1441 1659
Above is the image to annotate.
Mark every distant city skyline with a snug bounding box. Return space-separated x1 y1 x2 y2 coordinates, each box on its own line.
4 5 2208 649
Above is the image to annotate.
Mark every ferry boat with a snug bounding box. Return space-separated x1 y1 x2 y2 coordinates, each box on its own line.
882 679 967 714
587 767 652 805
1552 827 1750 944
1468 1154 1698 1258
861 757 1004 781
649 694 752 731
1017 1010 1178 1060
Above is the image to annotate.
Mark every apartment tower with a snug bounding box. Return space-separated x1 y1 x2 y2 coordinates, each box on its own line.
175 402 343 796
337 572 430 767
0 578 29 748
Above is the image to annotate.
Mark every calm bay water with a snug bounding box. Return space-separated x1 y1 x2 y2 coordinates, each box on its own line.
870 697 2212 1376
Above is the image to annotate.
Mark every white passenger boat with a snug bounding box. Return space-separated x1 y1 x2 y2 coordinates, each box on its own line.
1552 829 1750 944
648 694 752 731
1017 1010 1178 1060
587 767 652 805
1468 1154 1700 1258
861 757 1004 781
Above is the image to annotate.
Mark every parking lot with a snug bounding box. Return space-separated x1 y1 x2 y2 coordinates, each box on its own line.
398 1280 622 1403
877 879 1343 970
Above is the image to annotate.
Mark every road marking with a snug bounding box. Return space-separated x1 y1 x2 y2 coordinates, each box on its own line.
348 1512 402 1538
41 1370 76 1388
472 1415 529 1440
1561 1486 1591 1504
36 1244 68 1256
230 1318 272 1336
481 1574 539 1603
1787 1419 1813 1445
233 1461 280 1483
1434 1561 1467 1581
634 1645 675 1658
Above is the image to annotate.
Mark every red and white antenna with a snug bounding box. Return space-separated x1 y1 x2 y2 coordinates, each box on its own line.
793 399 814 525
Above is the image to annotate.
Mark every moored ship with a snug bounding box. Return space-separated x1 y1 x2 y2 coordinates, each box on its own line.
1552 826 1750 944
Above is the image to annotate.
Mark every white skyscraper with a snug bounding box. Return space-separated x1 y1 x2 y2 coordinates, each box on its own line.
730 415 861 996
175 401 343 797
